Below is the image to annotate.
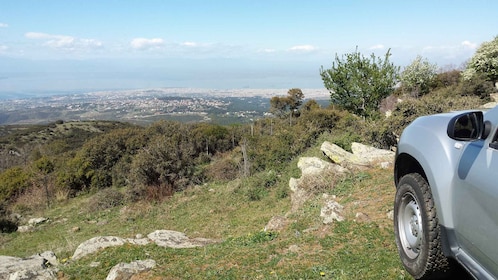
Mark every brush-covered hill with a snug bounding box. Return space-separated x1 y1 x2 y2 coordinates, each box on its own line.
0 86 490 279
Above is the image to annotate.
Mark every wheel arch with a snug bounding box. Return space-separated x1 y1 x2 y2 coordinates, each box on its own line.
394 153 428 188
394 152 455 258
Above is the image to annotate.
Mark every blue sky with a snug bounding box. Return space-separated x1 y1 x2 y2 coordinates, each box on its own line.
1 0 497 95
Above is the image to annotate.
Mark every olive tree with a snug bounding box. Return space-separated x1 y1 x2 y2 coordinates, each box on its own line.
320 48 399 118
463 35 498 85
400 55 438 96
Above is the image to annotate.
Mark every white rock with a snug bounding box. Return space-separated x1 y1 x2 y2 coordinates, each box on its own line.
106 259 156 280
147 230 214 248
320 199 344 224
28 217 49 226
72 236 126 260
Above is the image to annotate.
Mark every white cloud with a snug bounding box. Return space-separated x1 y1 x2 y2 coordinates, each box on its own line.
25 32 102 51
0 23 8 28
181 41 197 47
369 44 385 50
0 45 8 52
259 48 276 53
289 45 316 52
461 40 477 50
130 38 164 50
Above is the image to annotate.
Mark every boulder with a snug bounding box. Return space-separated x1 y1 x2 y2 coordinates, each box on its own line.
106 259 156 280
351 142 394 168
321 141 394 170
0 251 58 280
297 157 348 176
72 236 127 260
321 142 370 169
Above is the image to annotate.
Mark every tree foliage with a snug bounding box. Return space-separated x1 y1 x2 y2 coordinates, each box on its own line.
0 167 31 203
320 48 399 118
400 55 438 96
269 88 305 117
463 35 498 84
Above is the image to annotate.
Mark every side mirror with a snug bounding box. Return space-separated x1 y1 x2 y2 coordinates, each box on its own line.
447 111 489 141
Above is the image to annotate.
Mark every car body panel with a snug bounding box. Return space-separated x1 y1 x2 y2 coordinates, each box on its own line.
394 105 498 279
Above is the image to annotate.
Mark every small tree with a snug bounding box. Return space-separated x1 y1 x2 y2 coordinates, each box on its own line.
463 35 498 86
400 55 438 96
287 88 304 111
320 48 399 118
269 96 289 117
269 88 305 118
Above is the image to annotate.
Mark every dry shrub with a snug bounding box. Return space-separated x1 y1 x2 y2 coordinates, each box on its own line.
87 188 124 212
297 169 345 195
205 152 240 181
126 184 174 202
54 188 70 202
11 184 52 213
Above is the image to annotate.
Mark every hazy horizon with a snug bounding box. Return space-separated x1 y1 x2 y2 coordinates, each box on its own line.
1 0 497 98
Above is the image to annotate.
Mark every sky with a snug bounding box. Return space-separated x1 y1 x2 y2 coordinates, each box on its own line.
0 0 497 96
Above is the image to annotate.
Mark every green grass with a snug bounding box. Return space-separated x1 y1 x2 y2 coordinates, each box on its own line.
0 166 410 279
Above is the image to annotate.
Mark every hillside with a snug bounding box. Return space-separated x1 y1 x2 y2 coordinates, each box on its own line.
0 85 490 278
0 141 407 279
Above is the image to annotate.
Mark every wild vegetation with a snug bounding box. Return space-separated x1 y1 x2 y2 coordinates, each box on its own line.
0 36 497 278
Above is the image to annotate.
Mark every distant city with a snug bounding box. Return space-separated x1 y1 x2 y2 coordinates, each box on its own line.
0 88 330 125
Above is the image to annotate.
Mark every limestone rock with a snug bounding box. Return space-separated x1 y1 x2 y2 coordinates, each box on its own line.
320 199 344 224
28 217 49 226
106 259 156 280
321 141 394 170
321 141 370 169
17 225 34 233
297 157 348 176
289 156 348 213
147 230 217 248
72 236 127 260
351 142 394 168
265 216 288 232
0 251 58 280
289 178 313 212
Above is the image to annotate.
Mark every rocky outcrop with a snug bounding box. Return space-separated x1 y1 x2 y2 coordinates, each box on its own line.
1 230 218 280
269 141 394 232
0 251 58 280
321 141 394 170
71 230 219 261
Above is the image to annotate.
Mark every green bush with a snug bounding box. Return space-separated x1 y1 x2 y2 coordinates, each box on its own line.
0 167 31 203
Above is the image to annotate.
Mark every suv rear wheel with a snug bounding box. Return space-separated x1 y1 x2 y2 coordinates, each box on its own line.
394 173 453 279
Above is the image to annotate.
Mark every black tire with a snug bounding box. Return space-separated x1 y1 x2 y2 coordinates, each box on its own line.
394 173 453 279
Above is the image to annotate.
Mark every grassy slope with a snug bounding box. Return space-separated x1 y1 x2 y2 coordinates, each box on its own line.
0 146 410 280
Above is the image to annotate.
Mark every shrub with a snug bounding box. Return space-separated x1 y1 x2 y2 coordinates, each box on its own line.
0 167 31 203
0 218 17 233
87 188 124 212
